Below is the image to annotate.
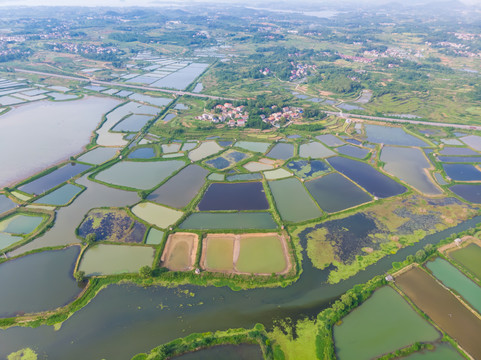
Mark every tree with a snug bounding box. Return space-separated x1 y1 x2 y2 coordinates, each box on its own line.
139 190 149 200
139 265 153 278
85 233 96 245
415 249 426 263
74 271 86 284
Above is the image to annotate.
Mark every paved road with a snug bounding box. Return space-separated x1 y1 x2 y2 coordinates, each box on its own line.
325 111 481 131
14 68 236 101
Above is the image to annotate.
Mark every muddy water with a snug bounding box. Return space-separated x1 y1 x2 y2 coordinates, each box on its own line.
396 266 481 359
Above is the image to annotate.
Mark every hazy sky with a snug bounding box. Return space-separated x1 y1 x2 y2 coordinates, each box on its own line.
0 0 478 6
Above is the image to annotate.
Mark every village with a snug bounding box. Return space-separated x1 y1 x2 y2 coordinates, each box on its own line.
197 102 304 127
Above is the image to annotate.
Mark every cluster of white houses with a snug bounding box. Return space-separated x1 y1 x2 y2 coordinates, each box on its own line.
197 102 248 127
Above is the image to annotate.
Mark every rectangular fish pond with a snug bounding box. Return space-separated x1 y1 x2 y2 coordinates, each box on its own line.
299 141 335 158
305 172 371 213
94 160 185 190
79 244 155 276
147 164 209 209
0 213 46 235
449 184 481 203
333 286 440 360
364 124 429 147
179 212 277 230
286 159 331 179
77 147 120 165
443 163 481 181
268 177 321 222
448 242 481 280
426 258 481 313
132 202 183 229
188 141 223 161
328 156 406 198
197 182 269 211
235 234 288 274
396 266 481 360
234 141 271 154
19 163 91 195
33 183 83 206
201 234 235 272
161 232 198 271
266 143 295 160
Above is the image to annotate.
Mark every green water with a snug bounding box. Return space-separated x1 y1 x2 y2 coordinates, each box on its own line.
334 286 440 360
0 214 44 234
132 202 183 229
79 244 155 276
268 178 322 222
450 243 481 280
34 184 83 206
94 160 185 190
204 237 234 271
179 212 277 230
427 258 481 313
234 141 270 153
0 232 21 251
236 236 286 274
145 228 164 245
77 147 119 165
402 343 463 359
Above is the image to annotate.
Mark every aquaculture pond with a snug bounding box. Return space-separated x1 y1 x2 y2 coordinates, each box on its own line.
286 159 331 179
316 134 344 147
112 114 152 132
128 93 171 107
305 173 371 213
205 150 249 170
94 160 185 190
188 141 223 161
450 184 481 203
202 235 234 271
235 235 287 274
172 344 263 360
0 214 44 235
381 146 441 195
299 141 335 158
19 163 91 195
162 143 181 153
396 266 481 359
9 177 140 257
79 244 155 276
150 63 209 90
333 286 439 360
263 168 292 180
449 243 481 280
78 209 146 243
227 173 262 181
243 161 274 172
234 141 270 153
161 233 198 271
268 178 321 222
443 163 481 181
266 143 294 160
129 147 156 159
426 258 481 313
438 155 481 163
0 233 21 251
328 156 406 198
461 135 481 151
440 147 479 156
197 182 269 211
180 212 277 230
364 124 428 147
0 194 15 215
132 202 183 229
0 96 120 187
0 246 80 317
336 145 369 159
148 165 208 209
33 184 81 207
145 228 164 245
402 343 463 359
77 147 119 165
1 216 481 359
